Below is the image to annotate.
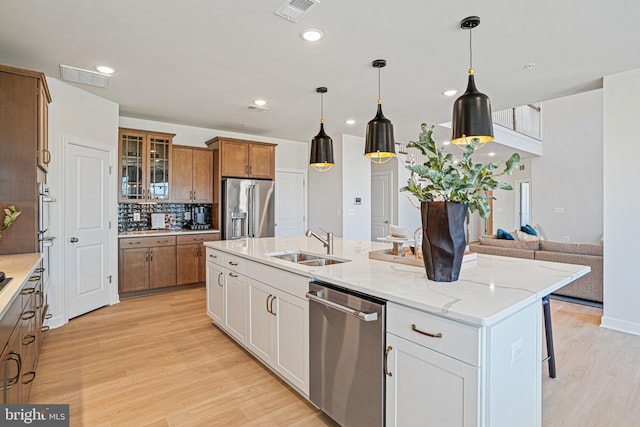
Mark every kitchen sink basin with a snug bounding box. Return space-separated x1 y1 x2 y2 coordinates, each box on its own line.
266 251 350 266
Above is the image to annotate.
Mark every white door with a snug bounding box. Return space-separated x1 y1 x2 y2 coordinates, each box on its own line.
275 171 306 236
371 171 392 240
65 142 111 319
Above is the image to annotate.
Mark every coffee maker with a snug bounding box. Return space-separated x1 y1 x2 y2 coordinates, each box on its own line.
187 205 211 230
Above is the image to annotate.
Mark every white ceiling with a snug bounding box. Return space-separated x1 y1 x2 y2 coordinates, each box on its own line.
2 1 639 161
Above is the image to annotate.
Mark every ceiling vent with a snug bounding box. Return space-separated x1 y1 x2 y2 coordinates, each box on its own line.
60 64 110 88
247 104 269 112
274 0 319 22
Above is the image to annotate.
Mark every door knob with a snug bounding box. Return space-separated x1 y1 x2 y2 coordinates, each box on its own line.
384 220 389 224
70 237 79 243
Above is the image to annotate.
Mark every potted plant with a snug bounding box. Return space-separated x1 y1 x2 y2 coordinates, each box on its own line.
401 124 520 282
0 205 21 240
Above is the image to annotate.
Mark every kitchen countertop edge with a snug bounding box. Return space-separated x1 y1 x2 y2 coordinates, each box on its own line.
0 253 43 318
119 229 220 238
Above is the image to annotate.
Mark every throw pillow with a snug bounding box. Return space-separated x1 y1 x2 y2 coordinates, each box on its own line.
497 228 515 240
520 224 537 236
516 230 540 242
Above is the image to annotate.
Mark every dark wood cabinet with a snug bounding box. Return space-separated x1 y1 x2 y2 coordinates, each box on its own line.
118 236 177 293
176 233 220 285
172 146 213 203
0 64 51 255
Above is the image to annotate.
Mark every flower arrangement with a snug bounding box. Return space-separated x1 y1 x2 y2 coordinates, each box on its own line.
0 205 21 240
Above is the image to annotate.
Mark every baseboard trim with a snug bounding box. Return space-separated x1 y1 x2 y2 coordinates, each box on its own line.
549 294 603 309
601 316 640 336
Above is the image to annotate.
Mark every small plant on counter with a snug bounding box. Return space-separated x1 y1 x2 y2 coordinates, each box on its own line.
401 123 520 219
0 205 21 240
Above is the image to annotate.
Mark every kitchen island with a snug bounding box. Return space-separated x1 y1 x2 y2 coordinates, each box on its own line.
204 236 590 427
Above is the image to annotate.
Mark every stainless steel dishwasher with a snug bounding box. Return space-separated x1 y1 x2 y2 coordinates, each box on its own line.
307 280 386 427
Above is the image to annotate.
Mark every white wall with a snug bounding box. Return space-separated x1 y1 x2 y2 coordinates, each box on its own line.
46 77 120 328
119 117 308 171
601 68 640 336
308 136 343 236
491 157 533 234
530 90 603 243
342 134 371 240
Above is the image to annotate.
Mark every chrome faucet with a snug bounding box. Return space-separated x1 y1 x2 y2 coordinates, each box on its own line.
305 228 334 255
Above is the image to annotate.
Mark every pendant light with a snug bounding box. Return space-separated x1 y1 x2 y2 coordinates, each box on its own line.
309 87 334 172
451 16 494 149
365 59 395 163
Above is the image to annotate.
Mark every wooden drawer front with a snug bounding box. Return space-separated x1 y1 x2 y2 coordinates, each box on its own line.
205 248 225 266
176 233 220 245
387 302 480 366
119 236 176 249
223 253 247 276
0 294 23 353
247 262 309 299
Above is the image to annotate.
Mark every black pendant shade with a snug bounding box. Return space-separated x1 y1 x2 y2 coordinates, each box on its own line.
451 71 494 147
365 59 395 164
451 16 494 149
365 102 395 163
309 87 334 172
309 122 334 172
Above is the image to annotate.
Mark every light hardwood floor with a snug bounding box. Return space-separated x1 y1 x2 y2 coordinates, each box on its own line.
30 288 640 426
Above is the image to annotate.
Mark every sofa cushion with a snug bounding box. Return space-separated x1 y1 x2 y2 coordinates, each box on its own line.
516 230 541 242
470 243 535 259
479 236 540 250
539 240 603 256
520 224 537 235
497 228 515 240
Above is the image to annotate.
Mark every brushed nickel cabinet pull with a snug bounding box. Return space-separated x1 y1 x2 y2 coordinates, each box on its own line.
21 287 36 295
45 313 52 320
411 324 443 338
41 326 50 333
35 291 44 309
35 267 45 273
193 191 197 200
384 345 393 377
209 254 217 258
189 191 193 200
269 295 276 316
21 310 36 320
228 272 238 278
228 261 238 266
4 352 21 390
129 241 142 245
217 272 223 287
193 237 204 241
156 240 169 243
150 249 153 262
23 335 36 346
266 295 273 314
22 371 36 385
28 276 40 282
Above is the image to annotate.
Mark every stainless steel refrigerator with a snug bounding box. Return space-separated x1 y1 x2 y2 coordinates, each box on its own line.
222 178 275 240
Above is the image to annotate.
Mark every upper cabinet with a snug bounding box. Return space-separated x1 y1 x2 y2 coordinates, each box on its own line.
0 64 51 255
119 128 174 203
172 146 213 203
207 137 276 180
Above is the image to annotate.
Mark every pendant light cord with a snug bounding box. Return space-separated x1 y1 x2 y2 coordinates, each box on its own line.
378 67 382 103
320 92 324 123
469 27 473 69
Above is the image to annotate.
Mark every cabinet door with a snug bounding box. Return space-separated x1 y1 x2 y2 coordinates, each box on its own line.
192 149 213 203
272 288 308 394
119 131 147 202
248 144 275 179
220 140 249 177
177 244 199 285
119 248 149 292
247 279 275 365
149 246 177 288
148 134 171 201
206 262 225 325
37 82 49 173
385 333 479 427
197 244 207 282
172 146 193 203
224 270 247 344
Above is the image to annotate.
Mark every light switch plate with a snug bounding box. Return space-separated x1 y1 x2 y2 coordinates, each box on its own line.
133 212 141 221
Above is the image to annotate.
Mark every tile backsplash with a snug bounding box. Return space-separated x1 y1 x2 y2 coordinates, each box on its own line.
118 203 212 232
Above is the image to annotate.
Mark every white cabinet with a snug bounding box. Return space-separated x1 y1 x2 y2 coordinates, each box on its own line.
206 247 309 395
386 302 479 427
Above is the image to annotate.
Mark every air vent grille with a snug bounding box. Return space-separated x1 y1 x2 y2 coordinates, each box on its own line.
60 64 110 88
248 104 269 112
274 0 319 22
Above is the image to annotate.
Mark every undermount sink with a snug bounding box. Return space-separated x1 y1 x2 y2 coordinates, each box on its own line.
266 251 350 266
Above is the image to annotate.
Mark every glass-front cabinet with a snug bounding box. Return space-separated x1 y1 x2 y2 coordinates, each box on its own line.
119 128 174 202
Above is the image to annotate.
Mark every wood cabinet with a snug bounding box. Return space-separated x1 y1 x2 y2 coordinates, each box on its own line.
176 233 220 285
118 128 175 203
118 236 177 292
206 247 309 395
172 146 213 203
0 64 51 255
205 137 277 230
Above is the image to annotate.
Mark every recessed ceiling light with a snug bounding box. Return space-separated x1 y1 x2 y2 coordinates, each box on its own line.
488 152 496 156
253 99 267 106
442 140 451 145
442 89 458 97
301 28 324 42
95 65 115 74
345 119 356 125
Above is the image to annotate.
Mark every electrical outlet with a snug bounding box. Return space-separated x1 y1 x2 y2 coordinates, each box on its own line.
564 235 570 242
133 212 141 221
511 338 523 364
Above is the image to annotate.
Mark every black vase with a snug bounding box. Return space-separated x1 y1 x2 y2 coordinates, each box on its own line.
420 201 468 282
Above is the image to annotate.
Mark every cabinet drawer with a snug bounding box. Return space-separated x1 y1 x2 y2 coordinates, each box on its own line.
205 248 225 266
247 262 309 299
119 236 176 248
387 302 480 366
223 253 247 275
176 233 220 245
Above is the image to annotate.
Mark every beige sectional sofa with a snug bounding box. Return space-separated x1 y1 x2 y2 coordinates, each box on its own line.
469 237 603 303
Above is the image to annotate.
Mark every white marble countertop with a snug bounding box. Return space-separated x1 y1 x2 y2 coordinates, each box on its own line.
205 236 590 327
118 229 220 238
0 253 43 318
